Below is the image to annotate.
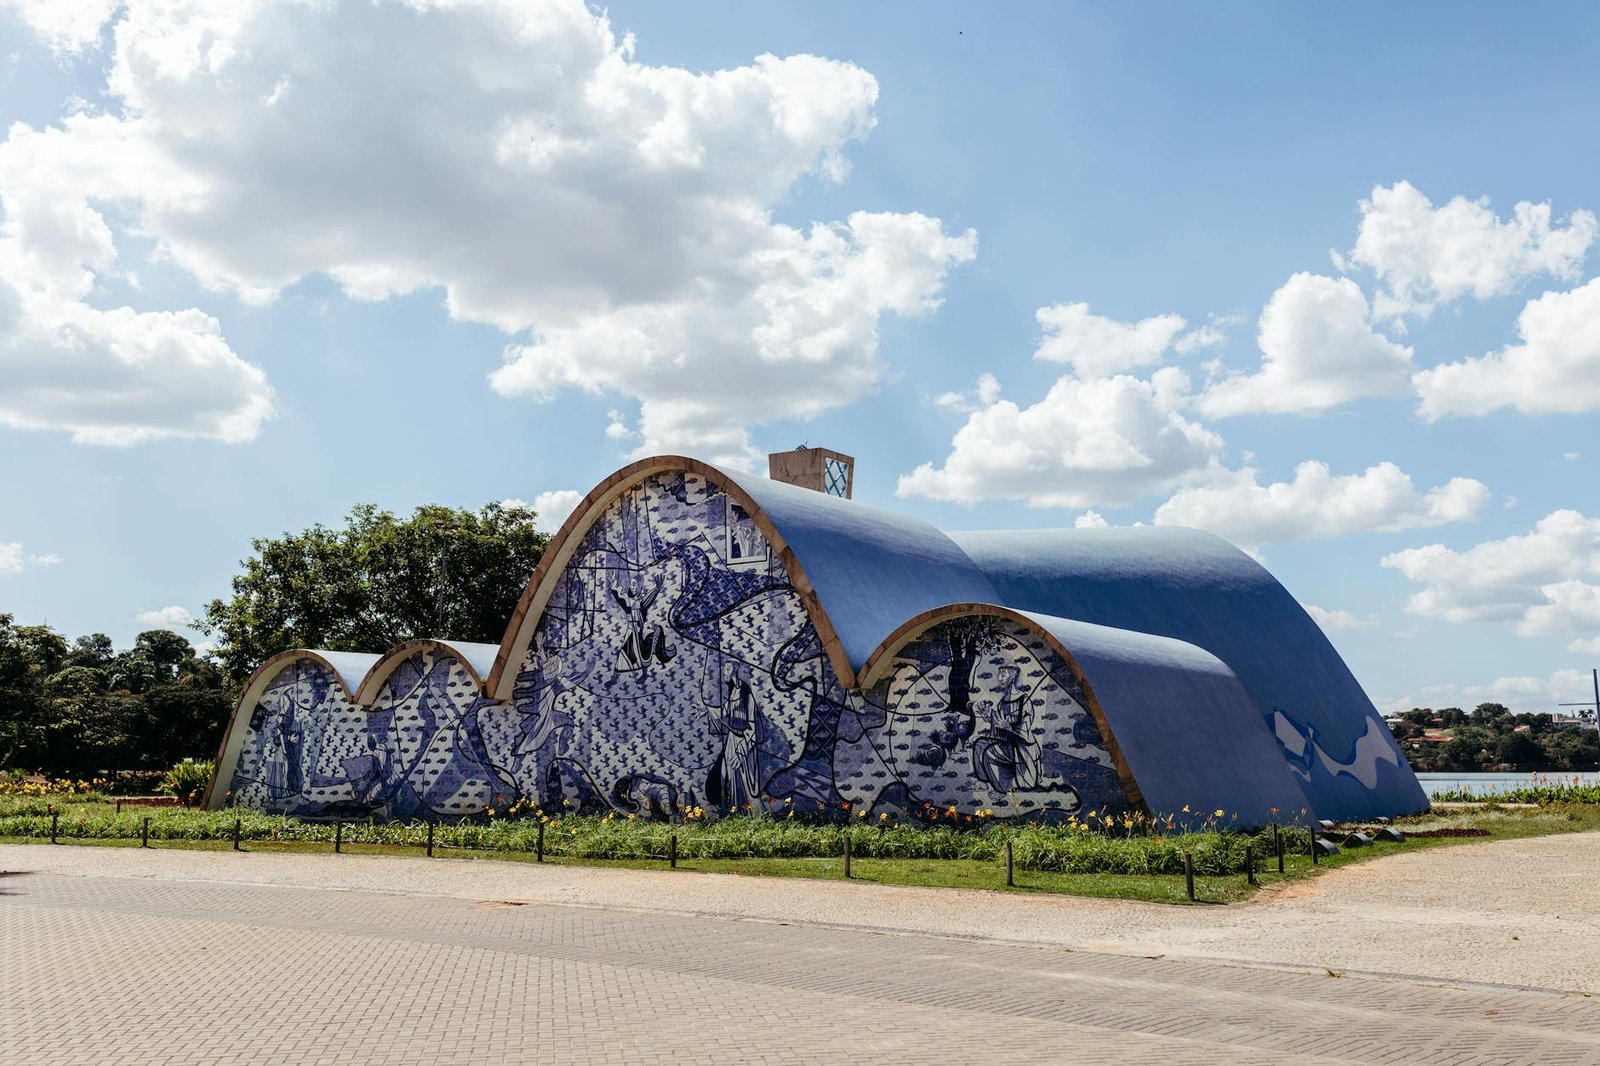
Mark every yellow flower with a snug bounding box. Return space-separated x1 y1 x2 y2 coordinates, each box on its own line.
1181 805 1190 813
1213 809 1224 818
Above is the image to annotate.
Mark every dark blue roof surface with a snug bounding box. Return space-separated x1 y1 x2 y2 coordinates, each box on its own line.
951 527 1429 820
720 467 1000 677
1017 610 1313 825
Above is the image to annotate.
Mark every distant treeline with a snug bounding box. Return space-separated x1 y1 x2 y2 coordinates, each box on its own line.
0 613 230 777
1391 703 1600 773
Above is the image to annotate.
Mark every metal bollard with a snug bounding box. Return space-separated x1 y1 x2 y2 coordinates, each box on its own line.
536 821 544 863
50 808 58 845
426 820 435 858
141 816 150 848
232 817 241 852
1245 844 1256 886
669 833 678 869
334 820 342 854
843 834 852 879
1274 825 1284 873
1311 830 1319 865
1005 840 1014 887
116 799 123 814
1183 852 1195 902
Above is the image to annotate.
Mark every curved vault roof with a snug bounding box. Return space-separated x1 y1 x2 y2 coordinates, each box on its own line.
487 456 998 697
352 639 499 705
861 604 1313 826
210 456 1427 822
949 527 1429 819
204 641 498 808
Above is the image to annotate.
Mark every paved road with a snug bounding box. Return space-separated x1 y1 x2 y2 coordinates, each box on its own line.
4 846 1600 1064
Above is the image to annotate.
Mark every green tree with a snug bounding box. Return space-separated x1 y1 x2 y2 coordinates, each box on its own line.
1439 725 1494 771
1 615 232 775
66 633 114 669
1493 731 1542 769
1544 726 1600 771
0 615 69 768
199 501 549 682
1471 702 1513 728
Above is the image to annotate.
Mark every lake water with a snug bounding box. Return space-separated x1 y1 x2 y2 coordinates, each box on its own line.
1415 771 1600 798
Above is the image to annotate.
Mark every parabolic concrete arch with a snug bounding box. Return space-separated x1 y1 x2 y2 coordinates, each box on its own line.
950 527 1429 819
206 452 1427 824
858 604 1312 827
208 639 520 817
203 649 380 808
487 455 998 698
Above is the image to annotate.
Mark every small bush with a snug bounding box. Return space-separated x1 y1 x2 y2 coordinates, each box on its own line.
160 759 215 808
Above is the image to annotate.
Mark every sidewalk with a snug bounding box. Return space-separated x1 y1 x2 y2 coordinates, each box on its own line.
6 830 1599 992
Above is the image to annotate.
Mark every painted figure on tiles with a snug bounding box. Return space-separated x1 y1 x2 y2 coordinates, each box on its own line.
710 658 763 810
972 665 1044 793
610 577 675 673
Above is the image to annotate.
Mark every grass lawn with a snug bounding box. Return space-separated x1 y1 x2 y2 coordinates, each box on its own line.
7 800 1597 906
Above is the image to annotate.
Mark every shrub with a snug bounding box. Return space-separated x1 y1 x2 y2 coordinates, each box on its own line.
160 759 215 807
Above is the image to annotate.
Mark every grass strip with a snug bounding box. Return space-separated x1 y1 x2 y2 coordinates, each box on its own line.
6 800 1597 905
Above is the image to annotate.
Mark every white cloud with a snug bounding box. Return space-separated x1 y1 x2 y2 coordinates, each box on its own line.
0 283 276 445
1413 277 1600 419
603 410 635 441
0 113 275 444
532 489 584 531
1522 580 1600 638
1 0 119 54
1568 636 1600 655
1074 510 1109 529
1301 603 1377 633
1154 460 1489 545
1172 324 1224 354
0 542 60 575
1343 181 1597 320
1377 669 1598 716
1381 510 1600 633
1199 273 1413 418
1566 452 1582 461
0 1 974 464
898 367 1222 508
135 605 193 629
1033 303 1186 378
933 372 1001 414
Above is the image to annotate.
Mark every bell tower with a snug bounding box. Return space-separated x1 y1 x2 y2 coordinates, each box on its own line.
767 445 854 499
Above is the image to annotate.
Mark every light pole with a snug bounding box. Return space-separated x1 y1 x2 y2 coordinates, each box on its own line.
1557 668 1600 767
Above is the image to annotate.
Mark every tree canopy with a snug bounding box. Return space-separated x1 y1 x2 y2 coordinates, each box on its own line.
1391 702 1600 772
198 501 550 682
0 615 230 774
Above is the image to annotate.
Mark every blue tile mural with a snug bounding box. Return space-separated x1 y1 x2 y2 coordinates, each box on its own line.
507 471 847 817
836 615 1126 819
226 651 524 818
225 472 1133 821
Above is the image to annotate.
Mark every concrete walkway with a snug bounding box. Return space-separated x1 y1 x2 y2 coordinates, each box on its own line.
4 835 1600 1063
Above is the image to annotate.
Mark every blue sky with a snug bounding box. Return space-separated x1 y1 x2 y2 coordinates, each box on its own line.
2 1 1598 713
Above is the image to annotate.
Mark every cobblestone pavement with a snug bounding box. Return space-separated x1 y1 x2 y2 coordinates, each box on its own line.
4 860 1600 1064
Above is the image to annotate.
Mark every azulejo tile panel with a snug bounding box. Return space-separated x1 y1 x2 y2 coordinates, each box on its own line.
228 473 1130 821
